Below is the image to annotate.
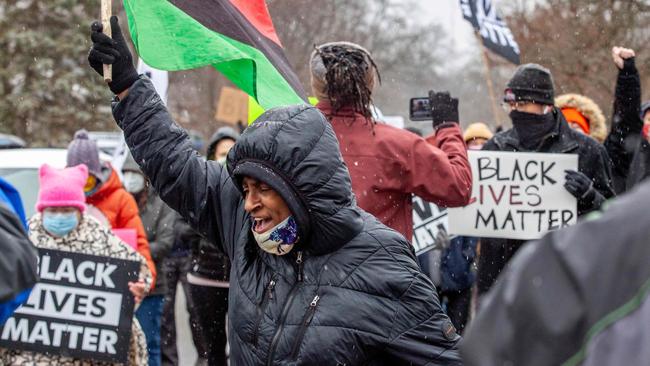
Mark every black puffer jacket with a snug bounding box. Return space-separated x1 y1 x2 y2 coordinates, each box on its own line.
477 108 615 295
113 78 462 365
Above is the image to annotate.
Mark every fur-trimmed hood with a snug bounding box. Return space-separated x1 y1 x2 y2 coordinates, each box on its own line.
555 93 607 143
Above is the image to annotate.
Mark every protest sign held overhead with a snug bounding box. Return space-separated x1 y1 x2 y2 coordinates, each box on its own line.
412 196 450 256
460 0 521 64
0 248 139 364
124 0 307 109
448 151 578 240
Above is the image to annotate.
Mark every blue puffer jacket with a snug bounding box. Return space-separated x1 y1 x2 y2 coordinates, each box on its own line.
0 177 37 325
441 237 478 293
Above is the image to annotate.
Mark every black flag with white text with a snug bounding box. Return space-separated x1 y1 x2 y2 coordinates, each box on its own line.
460 0 520 64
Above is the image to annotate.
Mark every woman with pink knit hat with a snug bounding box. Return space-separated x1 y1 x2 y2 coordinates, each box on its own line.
0 164 153 365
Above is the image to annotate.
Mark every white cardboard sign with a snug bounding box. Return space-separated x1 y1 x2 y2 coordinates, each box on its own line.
448 150 578 240
412 196 450 255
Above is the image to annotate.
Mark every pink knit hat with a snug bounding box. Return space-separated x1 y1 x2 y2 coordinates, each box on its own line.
36 164 88 213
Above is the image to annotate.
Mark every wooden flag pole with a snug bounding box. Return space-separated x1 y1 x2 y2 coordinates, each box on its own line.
101 0 112 83
475 32 501 128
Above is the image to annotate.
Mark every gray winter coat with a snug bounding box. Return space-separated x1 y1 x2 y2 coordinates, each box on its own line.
112 77 462 365
123 153 176 295
462 179 650 366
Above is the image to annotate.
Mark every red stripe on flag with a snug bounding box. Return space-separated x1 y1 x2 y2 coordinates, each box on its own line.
229 0 282 46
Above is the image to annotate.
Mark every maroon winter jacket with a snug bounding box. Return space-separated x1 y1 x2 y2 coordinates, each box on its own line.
318 101 472 240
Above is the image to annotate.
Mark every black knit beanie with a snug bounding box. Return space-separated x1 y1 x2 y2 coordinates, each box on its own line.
504 63 555 105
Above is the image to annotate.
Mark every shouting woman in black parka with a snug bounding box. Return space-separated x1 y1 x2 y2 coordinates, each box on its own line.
87 17 462 366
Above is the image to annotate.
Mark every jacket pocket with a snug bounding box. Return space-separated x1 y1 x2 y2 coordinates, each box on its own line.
252 274 278 346
291 294 321 359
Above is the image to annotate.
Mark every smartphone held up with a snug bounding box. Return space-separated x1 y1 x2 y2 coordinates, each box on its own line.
409 97 432 121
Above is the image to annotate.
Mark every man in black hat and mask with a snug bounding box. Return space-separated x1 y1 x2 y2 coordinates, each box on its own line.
476 63 615 297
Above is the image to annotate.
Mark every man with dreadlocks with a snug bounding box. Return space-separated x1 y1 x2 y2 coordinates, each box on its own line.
311 42 472 241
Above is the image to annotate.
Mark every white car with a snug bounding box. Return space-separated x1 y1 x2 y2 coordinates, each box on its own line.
0 148 112 218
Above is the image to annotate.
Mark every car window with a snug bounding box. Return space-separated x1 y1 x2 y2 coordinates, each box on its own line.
0 168 40 218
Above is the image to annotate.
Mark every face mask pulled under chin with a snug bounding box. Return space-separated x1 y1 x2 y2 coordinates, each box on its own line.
252 216 299 256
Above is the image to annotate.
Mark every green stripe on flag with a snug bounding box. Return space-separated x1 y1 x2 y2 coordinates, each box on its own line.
123 0 304 109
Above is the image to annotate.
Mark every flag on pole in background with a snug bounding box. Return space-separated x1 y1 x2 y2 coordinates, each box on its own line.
123 0 307 109
459 0 520 64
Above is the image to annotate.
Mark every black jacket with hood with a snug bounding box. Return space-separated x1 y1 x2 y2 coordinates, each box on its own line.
477 108 615 295
112 78 462 365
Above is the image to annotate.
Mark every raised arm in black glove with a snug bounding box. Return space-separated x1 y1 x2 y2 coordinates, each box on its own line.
564 169 607 215
88 16 139 95
428 91 459 130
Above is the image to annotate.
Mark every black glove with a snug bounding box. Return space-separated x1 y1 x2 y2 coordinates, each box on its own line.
88 16 139 95
428 91 459 129
564 170 595 199
565 170 608 214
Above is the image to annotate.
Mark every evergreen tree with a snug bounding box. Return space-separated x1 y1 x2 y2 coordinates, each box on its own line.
0 0 114 147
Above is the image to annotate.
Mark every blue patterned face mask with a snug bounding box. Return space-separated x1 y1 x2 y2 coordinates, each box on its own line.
252 216 298 255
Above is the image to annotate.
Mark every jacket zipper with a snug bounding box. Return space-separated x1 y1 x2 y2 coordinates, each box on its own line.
265 251 304 366
252 274 278 346
296 251 304 282
290 294 321 359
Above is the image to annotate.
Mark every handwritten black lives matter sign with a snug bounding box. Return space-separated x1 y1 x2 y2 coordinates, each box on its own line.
412 196 450 255
448 151 578 240
0 248 139 363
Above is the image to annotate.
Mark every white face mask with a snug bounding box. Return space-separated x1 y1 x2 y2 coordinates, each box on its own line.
252 216 299 255
123 171 146 194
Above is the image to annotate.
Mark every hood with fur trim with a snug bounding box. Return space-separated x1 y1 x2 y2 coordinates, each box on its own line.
555 93 607 143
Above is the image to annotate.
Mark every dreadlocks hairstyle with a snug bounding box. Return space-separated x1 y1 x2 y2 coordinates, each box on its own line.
314 43 381 121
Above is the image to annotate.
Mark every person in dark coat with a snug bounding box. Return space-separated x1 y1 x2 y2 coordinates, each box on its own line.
123 152 177 366
477 63 615 296
185 126 238 365
0 177 37 326
603 47 650 193
206 126 239 163
462 178 650 366
87 17 463 365
162 158 209 365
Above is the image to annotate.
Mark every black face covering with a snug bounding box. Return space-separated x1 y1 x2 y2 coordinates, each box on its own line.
510 110 557 150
